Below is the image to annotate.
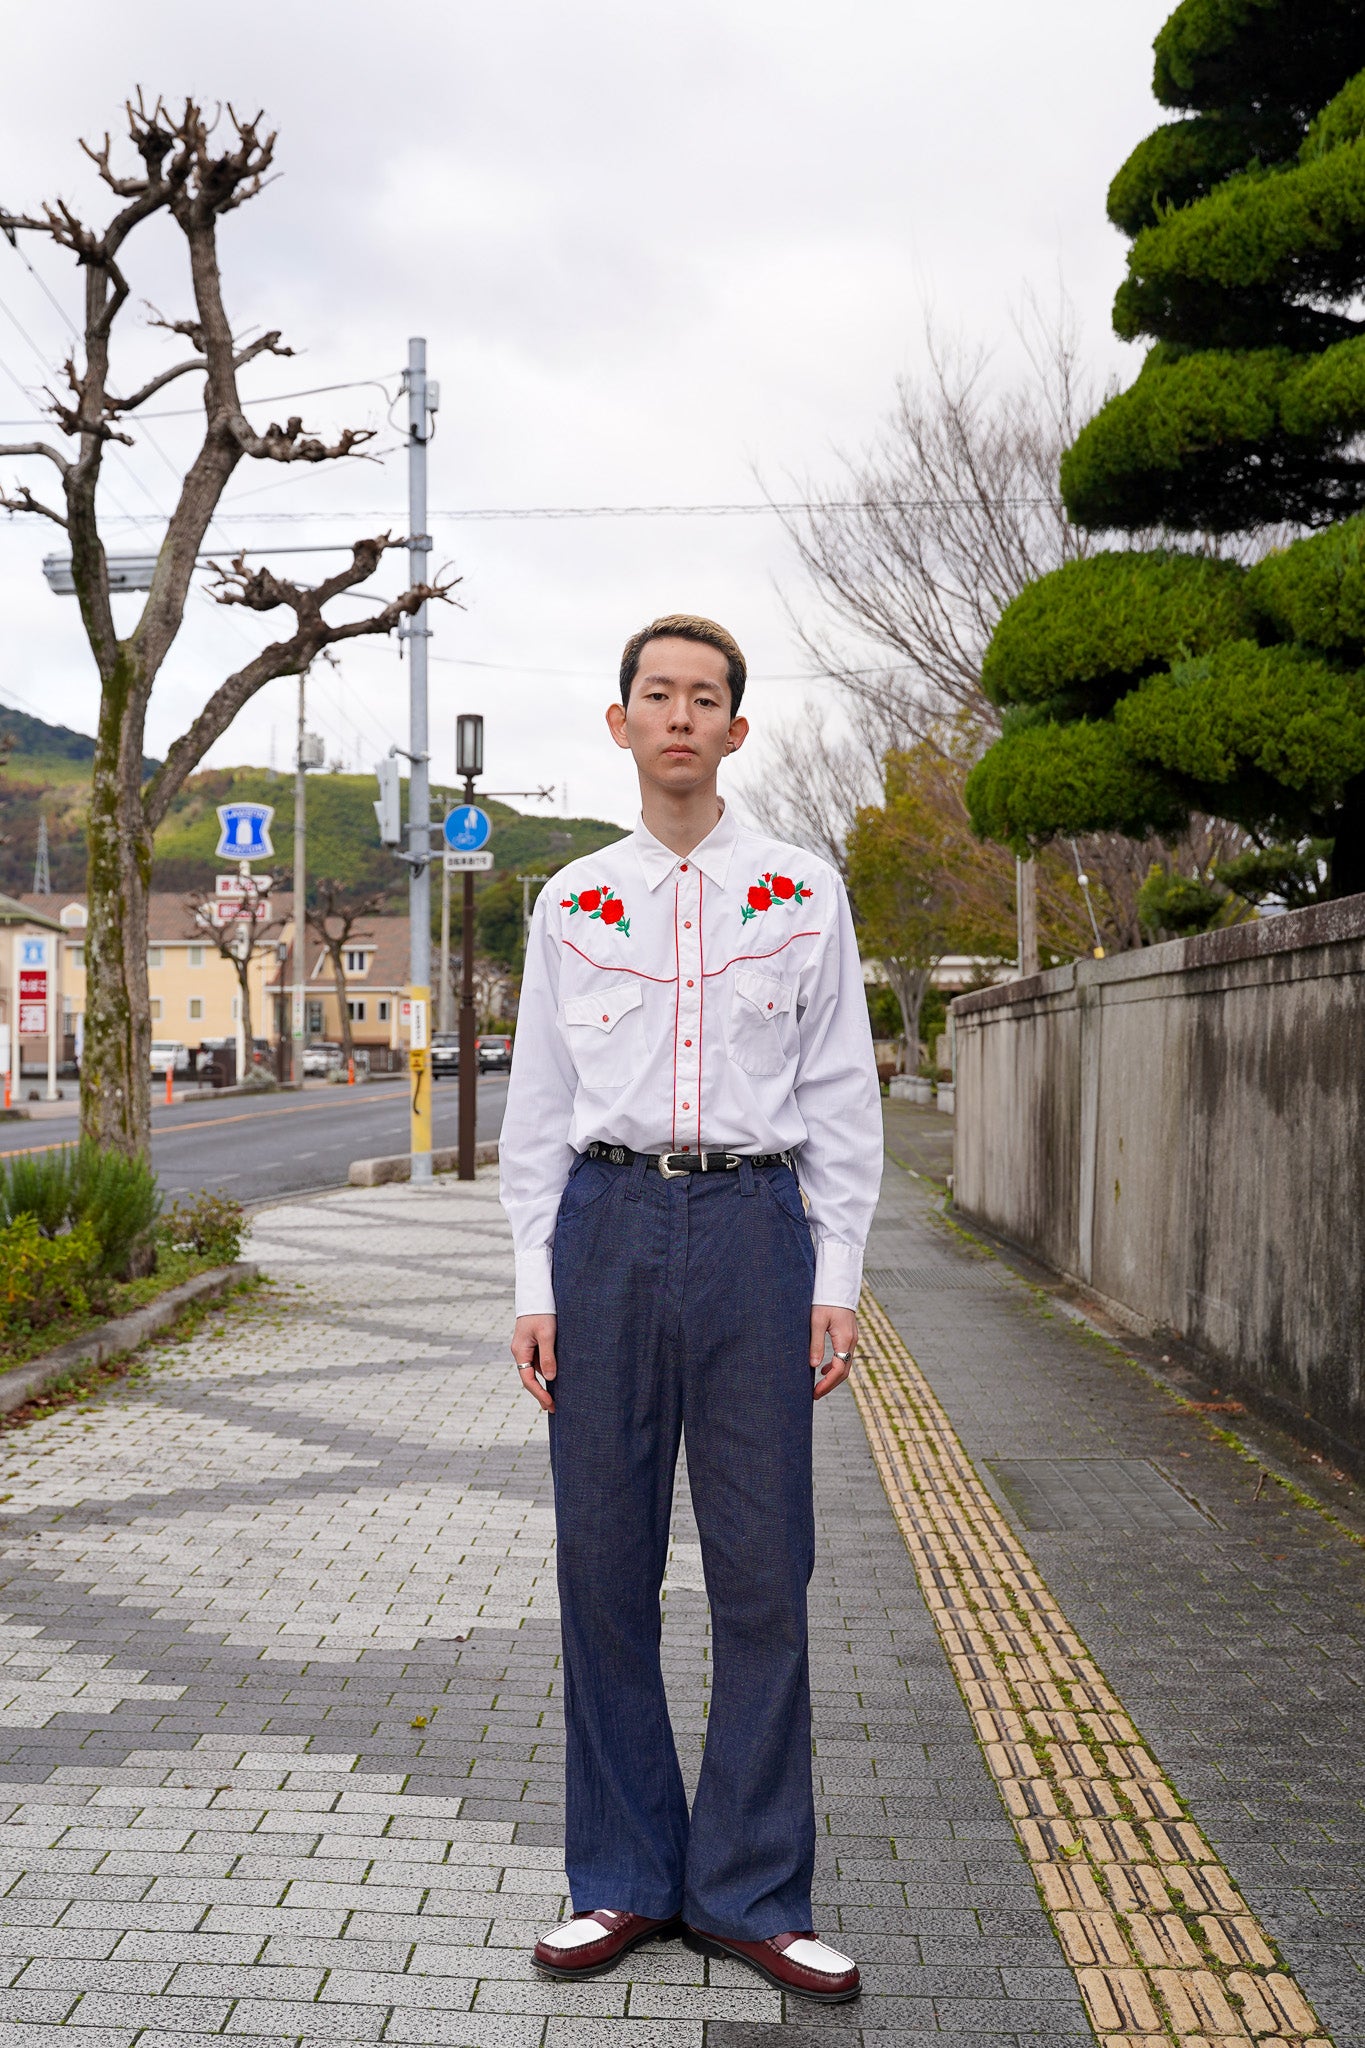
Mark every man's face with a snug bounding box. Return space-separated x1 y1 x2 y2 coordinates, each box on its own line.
606 636 748 792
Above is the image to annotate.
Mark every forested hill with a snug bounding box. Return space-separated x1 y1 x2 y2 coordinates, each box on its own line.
0 700 620 904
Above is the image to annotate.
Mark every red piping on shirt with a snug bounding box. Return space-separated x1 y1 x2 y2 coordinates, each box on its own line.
703 931 820 977
670 880 680 1150
560 938 677 983
696 873 704 1152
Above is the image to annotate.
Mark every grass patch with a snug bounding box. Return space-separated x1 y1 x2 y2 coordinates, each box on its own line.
0 1248 235 1374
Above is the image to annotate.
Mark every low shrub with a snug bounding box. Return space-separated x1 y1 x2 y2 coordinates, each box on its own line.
0 1143 161 1280
158 1189 247 1265
0 1216 102 1334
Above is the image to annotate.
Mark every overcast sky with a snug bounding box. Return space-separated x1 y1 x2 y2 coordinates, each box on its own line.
0 0 1171 832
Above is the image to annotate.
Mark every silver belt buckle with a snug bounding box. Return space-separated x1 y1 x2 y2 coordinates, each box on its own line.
657 1152 689 1179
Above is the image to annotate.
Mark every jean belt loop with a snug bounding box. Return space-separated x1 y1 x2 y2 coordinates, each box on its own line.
625 1150 649 1203
737 1156 756 1197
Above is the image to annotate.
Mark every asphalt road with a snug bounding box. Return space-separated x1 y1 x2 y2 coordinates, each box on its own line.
0 1076 510 1206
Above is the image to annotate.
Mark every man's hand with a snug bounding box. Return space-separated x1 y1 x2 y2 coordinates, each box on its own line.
810 1304 858 1400
512 1314 558 1412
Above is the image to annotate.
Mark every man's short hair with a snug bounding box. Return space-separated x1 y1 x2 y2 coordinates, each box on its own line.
619 614 747 716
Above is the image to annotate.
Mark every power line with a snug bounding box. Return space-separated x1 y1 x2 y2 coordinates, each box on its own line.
74 495 1053 528
0 374 398 429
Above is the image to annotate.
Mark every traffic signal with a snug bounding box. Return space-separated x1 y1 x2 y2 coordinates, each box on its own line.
373 756 403 845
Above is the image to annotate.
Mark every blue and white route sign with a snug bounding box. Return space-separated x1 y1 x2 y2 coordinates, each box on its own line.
216 801 275 861
443 805 491 853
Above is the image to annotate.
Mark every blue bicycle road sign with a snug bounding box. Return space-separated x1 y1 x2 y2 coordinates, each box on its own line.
443 805 492 853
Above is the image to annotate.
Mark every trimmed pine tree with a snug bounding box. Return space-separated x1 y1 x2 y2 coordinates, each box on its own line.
966 0 1365 899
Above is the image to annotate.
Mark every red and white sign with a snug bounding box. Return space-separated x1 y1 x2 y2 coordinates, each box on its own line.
18 968 46 1003
209 898 270 924
18 1003 46 1037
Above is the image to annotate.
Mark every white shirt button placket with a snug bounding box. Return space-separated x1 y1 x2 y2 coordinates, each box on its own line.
675 862 702 1153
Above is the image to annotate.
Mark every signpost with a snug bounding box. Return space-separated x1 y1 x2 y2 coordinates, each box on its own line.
13 932 57 1101
213 805 274 1078
452 722 485 1181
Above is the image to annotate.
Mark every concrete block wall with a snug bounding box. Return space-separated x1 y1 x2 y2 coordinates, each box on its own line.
952 896 1365 1454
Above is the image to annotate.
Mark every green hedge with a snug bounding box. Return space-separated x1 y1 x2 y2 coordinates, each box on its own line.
980 552 1252 711
963 719 1185 852
1060 340 1365 532
0 1144 161 1281
1246 513 1365 646
1152 0 1360 118
0 1217 101 1335
1107 112 1302 236
1113 641 1365 810
1114 141 1365 348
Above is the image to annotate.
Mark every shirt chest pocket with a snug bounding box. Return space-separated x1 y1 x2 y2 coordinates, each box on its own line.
560 981 645 1092
728 968 796 1078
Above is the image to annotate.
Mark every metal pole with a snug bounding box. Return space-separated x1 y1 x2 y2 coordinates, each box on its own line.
458 775 477 1179
407 336 433 1183
292 675 306 1080
439 856 453 1034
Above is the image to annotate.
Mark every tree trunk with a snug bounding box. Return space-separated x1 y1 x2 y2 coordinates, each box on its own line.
884 959 931 1071
328 946 356 1064
80 651 153 1158
236 954 254 1067
1328 780 1365 900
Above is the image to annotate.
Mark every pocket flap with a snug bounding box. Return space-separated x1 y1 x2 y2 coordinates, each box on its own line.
734 968 793 1017
562 981 644 1032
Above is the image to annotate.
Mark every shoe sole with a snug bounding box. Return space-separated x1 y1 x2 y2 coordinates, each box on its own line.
683 1926 861 2003
532 1917 682 1980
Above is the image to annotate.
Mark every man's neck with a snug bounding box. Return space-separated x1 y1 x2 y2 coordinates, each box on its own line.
638 780 724 858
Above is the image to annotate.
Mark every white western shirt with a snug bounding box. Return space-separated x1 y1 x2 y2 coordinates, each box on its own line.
498 804 883 1317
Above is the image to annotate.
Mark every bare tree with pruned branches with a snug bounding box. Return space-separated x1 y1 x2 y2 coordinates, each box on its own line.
188 890 285 1074
0 95 455 1157
746 307 1247 948
306 880 386 1071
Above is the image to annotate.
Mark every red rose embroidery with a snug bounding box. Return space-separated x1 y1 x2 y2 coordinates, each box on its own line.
741 869 812 923
562 882 631 937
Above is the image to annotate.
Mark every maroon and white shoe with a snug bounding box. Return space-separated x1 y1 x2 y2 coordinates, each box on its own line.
533 1909 681 1979
684 1925 861 2002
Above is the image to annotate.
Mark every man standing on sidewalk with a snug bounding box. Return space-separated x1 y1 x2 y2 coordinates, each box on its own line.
499 614 883 2005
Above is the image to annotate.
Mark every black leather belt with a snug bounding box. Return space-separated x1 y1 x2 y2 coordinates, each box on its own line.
585 1140 796 1179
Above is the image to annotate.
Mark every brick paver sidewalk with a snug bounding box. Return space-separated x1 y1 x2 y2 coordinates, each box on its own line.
0 1141 1352 2047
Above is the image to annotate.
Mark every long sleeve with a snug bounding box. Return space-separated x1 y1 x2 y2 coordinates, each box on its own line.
498 884 578 1316
792 874 883 1309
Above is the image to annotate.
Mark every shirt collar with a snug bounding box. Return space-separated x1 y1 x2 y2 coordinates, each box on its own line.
632 801 740 892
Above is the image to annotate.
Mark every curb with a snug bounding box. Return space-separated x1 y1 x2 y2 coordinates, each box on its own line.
349 1143 499 1186
0 1262 260 1416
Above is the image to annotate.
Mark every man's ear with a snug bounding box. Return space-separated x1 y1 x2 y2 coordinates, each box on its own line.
724 715 750 756
605 701 632 750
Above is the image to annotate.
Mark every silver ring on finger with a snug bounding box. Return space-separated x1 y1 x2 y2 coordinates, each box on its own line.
833 1348 854 1363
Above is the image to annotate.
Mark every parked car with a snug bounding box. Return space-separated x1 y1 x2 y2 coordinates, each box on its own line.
302 1042 343 1078
149 1040 190 1076
430 1032 459 1078
477 1033 513 1074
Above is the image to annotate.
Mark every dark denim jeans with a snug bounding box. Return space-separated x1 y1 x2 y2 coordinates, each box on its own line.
549 1149 817 1940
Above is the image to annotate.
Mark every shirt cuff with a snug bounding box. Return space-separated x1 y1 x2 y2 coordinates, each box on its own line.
813 1238 864 1312
514 1245 557 1319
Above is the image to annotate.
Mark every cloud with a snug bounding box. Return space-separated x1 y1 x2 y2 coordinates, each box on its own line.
0 0 1171 824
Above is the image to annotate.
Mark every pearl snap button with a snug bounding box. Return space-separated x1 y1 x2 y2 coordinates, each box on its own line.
601 1014 609 1022
684 1038 692 1047
767 1001 774 1009
686 978 694 987
680 862 688 871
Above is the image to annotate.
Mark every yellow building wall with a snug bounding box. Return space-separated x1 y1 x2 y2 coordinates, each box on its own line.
62 924 292 1048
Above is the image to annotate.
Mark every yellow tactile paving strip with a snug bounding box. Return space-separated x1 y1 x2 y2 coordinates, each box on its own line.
853 1290 1332 2048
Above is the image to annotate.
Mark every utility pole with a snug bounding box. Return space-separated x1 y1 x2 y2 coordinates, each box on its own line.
405 337 436 1184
